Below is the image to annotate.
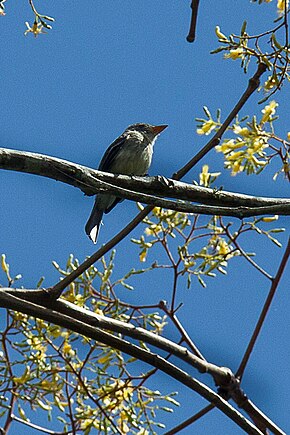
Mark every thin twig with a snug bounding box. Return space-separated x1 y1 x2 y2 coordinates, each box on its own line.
164 404 215 435
236 237 290 380
221 222 273 281
11 414 71 435
161 304 205 360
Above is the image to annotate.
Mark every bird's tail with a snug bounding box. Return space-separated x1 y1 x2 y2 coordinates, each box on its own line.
85 203 103 244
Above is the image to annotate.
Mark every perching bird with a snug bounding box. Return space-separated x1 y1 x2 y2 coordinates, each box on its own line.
85 123 168 243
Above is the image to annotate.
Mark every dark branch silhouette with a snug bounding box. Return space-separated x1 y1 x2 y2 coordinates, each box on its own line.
187 0 200 42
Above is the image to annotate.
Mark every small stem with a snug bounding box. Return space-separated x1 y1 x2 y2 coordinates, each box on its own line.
170 267 179 313
162 304 205 360
164 404 215 435
222 223 273 281
10 414 69 435
28 0 38 16
236 238 290 379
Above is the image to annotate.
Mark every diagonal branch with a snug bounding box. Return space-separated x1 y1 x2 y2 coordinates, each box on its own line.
2 287 233 383
0 289 265 435
2 286 286 435
236 237 290 380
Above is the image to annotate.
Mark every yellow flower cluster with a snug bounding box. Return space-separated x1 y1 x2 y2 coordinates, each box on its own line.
264 74 280 91
214 25 248 61
216 102 278 175
213 237 234 258
256 0 288 11
277 0 289 14
224 47 245 60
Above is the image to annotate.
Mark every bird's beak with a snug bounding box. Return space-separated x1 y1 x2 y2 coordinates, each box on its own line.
152 124 168 136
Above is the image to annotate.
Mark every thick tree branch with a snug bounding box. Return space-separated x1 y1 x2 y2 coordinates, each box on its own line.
1 287 234 384
0 289 266 435
0 148 289 217
0 287 286 435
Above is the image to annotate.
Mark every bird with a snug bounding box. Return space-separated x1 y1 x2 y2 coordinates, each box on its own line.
85 123 168 243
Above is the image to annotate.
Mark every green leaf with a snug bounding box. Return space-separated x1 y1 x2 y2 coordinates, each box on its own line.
241 20 247 35
203 106 212 119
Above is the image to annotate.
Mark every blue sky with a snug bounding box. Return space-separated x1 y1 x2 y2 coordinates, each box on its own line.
1 1 289 434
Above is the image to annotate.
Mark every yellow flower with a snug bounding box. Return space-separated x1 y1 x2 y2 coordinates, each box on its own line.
287 132 290 141
80 418 94 430
233 125 250 137
277 0 289 14
261 101 278 123
1 254 9 274
145 223 162 236
224 47 244 60
139 249 147 262
196 119 217 135
199 165 221 187
62 341 75 357
118 412 130 433
199 164 209 186
50 326 62 338
216 139 243 154
229 160 244 175
264 75 279 90
13 366 31 385
24 21 46 37
217 239 233 257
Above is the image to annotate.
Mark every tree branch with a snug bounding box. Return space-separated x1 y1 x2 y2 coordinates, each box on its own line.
187 0 200 42
1 287 233 384
1 287 286 435
0 148 288 217
0 289 265 435
236 237 290 380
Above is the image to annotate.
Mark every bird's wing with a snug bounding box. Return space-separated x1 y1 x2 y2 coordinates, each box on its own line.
98 134 127 171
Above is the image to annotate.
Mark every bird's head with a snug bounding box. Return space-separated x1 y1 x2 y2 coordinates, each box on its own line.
126 123 168 142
